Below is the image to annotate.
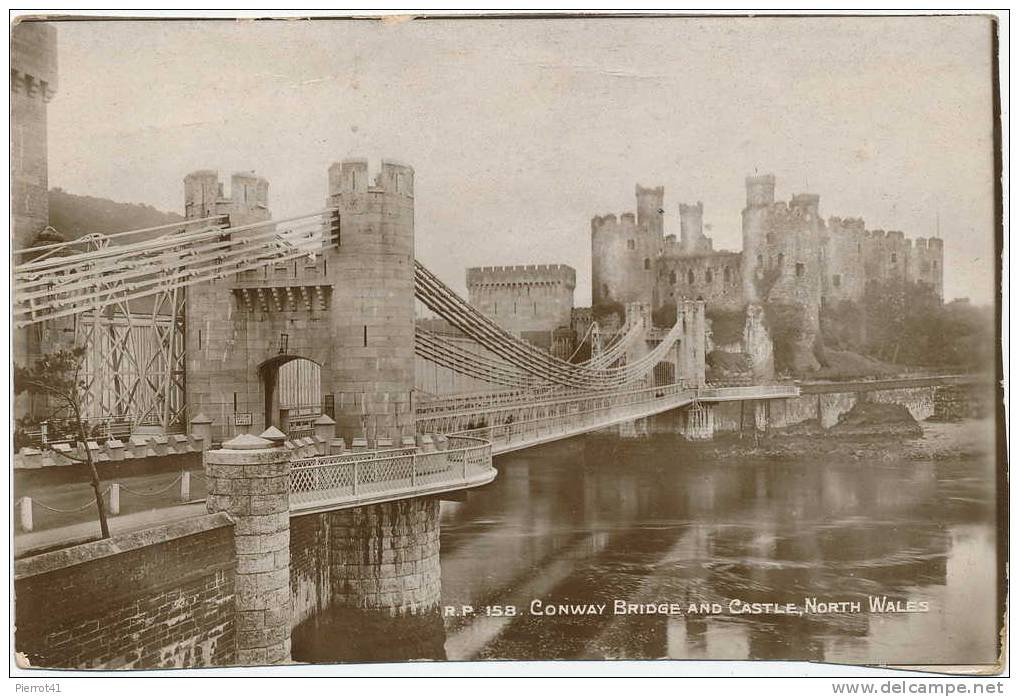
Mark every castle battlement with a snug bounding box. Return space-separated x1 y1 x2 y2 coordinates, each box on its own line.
745 174 777 207
591 212 640 236
467 264 577 289
828 216 867 231
11 22 58 102
328 158 414 198
184 169 270 221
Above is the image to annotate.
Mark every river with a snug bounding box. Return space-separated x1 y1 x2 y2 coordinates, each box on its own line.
293 419 1000 667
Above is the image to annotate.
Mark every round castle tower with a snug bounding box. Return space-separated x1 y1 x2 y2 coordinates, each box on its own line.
741 174 776 303
591 184 664 308
326 159 416 443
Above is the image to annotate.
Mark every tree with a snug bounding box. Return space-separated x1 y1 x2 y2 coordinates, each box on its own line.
14 347 111 539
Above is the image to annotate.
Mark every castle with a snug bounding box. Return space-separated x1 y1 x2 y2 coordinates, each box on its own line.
452 174 943 379
591 175 944 374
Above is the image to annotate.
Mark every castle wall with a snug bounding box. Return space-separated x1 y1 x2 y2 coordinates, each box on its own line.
861 229 911 287
466 264 575 350
823 217 868 303
655 251 743 312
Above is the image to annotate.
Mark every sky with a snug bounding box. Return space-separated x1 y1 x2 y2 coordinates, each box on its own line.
45 15 997 303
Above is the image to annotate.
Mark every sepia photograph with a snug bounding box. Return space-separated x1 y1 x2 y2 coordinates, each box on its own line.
8 10 1006 679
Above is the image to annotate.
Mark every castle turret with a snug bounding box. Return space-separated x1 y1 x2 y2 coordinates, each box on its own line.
678 201 713 255
790 193 820 220
326 158 416 442
636 184 664 240
591 182 665 308
184 170 271 226
745 174 776 208
741 174 776 302
741 173 823 373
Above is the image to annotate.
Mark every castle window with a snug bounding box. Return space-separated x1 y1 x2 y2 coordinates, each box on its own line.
602 283 609 298
777 253 784 268
669 270 677 284
833 274 841 288
687 270 695 285
795 262 805 278
724 266 732 284
757 254 763 266
627 239 635 250
644 258 651 270
933 261 938 271
766 233 774 244
891 252 897 263
858 242 862 254
705 269 713 283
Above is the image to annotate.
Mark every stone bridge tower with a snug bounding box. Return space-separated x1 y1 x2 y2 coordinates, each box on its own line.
12 21 59 422
184 160 416 445
326 159 416 444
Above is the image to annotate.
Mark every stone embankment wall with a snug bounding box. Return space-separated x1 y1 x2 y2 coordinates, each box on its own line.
711 384 956 434
14 514 236 669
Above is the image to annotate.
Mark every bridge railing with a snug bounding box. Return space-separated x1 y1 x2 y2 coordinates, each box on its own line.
288 435 494 513
695 384 800 401
415 386 583 416
446 383 698 452
419 381 702 421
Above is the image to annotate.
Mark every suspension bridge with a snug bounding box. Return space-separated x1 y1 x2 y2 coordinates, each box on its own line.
13 162 799 517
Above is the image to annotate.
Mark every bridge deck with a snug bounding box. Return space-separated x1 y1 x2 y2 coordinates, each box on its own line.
417 383 800 456
289 435 494 516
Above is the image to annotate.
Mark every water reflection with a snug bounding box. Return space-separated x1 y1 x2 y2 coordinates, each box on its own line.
292 608 446 663
295 421 998 666
439 423 998 665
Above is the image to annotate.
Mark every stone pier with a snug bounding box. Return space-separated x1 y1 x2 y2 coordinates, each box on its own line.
682 403 715 440
327 498 441 614
205 432 292 665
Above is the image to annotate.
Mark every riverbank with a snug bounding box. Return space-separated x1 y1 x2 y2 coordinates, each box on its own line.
705 409 994 463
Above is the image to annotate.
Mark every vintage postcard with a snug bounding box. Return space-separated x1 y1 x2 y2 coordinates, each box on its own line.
9 11 1006 679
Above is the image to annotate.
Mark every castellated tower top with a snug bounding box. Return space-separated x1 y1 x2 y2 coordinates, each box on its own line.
790 193 820 219
328 158 414 198
183 169 269 221
635 184 665 237
11 22 58 102
745 174 776 207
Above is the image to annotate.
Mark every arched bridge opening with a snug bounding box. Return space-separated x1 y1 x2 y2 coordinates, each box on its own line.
259 355 324 438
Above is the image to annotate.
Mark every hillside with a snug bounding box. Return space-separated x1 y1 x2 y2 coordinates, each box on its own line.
48 188 183 241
